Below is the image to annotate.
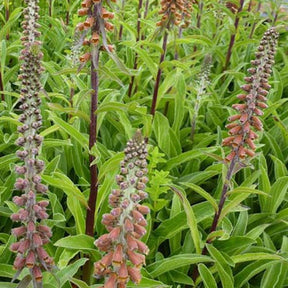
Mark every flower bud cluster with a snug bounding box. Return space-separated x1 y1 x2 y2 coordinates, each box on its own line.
11 0 53 283
223 28 279 162
94 130 150 288
77 0 115 63
157 0 195 28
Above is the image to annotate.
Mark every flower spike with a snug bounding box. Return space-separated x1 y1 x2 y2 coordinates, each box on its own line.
157 0 195 28
77 0 116 63
222 28 279 162
95 130 150 287
11 0 53 284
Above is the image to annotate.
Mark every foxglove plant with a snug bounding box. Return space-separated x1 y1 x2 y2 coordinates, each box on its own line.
10 0 53 285
150 0 194 116
77 0 116 239
95 130 150 287
191 26 279 283
208 27 279 246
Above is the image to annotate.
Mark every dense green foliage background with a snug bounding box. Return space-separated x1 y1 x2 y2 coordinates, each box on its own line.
0 0 288 287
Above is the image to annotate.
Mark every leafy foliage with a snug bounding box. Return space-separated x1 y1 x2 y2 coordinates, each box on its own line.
0 0 288 287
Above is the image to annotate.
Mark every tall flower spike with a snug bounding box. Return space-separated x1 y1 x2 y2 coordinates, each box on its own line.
157 0 195 28
77 0 115 62
222 28 279 162
95 130 150 287
11 0 53 284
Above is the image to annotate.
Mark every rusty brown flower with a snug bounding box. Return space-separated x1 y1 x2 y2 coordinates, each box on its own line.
222 28 279 162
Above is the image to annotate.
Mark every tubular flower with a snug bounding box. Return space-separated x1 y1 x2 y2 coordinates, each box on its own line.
77 0 116 61
95 130 150 287
157 0 195 28
222 28 279 162
11 0 53 283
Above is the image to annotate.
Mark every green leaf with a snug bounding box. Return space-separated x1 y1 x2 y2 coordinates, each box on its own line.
55 258 88 287
214 236 256 254
98 152 124 182
171 186 202 254
153 202 214 242
198 263 217 288
146 254 213 277
231 253 285 263
164 147 217 170
47 112 89 150
42 173 88 208
0 8 22 40
0 154 17 170
70 278 90 288
17 275 32 288
181 182 218 211
220 188 262 222
169 269 194 286
206 244 234 288
234 260 280 287
264 176 288 213
127 277 169 288
134 46 157 78
54 235 96 252
270 155 288 179
226 187 269 197
0 264 14 278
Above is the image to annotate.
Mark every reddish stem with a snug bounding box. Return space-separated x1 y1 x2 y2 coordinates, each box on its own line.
49 0 52 17
273 11 278 25
192 156 237 281
66 0 70 25
86 55 99 237
150 30 168 116
85 10 100 239
83 6 100 284
223 0 244 71
128 0 143 97
193 1 203 53
49 0 52 28
144 0 149 19
118 0 126 40
249 2 261 39
196 0 203 29
248 0 252 12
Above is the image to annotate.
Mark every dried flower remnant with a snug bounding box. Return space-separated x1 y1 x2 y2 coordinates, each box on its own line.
222 28 279 163
10 0 53 284
95 130 150 287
